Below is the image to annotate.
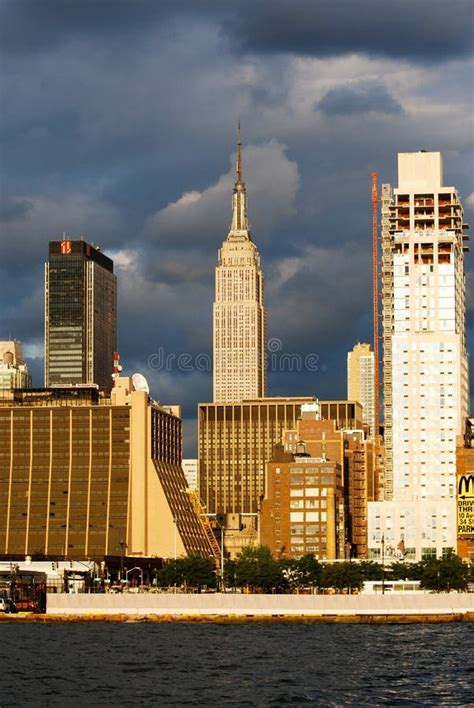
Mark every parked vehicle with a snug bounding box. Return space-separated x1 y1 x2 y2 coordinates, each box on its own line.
0 596 17 613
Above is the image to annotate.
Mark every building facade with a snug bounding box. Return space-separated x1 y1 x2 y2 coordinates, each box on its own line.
0 342 31 391
261 403 374 559
45 239 117 389
182 459 199 491
213 128 266 403
344 430 376 559
368 152 470 560
260 446 344 561
0 379 211 561
198 397 362 518
347 342 375 437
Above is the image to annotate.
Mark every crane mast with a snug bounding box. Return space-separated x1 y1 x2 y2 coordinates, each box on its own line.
371 171 380 440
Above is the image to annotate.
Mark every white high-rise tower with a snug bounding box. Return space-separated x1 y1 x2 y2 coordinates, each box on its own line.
213 127 266 403
347 342 376 437
368 151 469 561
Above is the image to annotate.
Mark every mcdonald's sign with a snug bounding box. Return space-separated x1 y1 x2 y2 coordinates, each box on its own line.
457 474 474 536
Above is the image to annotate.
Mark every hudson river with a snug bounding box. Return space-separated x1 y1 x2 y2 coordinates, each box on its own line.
1 623 471 705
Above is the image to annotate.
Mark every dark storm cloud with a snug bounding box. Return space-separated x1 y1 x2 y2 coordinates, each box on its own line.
224 0 474 62
318 81 403 116
0 0 194 54
2 0 472 63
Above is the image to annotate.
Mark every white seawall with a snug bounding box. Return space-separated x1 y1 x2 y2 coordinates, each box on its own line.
46 593 474 617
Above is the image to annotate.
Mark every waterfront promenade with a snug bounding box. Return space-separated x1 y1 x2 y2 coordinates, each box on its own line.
44 592 474 621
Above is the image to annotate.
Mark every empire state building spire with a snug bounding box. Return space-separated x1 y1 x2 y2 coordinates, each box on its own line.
230 122 249 236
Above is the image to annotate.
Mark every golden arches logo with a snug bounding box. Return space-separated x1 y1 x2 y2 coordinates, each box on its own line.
458 474 474 498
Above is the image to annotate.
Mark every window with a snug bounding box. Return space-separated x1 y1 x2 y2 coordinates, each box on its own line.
306 512 319 522
290 512 304 522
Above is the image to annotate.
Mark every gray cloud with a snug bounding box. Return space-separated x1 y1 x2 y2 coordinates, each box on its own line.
0 196 33 222
144 141 299 247
224 0 474 62
1 0 473 454
318 81 403 116
2 1 472 63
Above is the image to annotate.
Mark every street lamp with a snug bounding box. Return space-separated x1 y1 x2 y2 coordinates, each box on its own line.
218 521 225 593
126 567 143 586
118 540 128 582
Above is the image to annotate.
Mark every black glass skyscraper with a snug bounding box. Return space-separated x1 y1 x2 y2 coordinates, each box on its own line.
45 239 117 388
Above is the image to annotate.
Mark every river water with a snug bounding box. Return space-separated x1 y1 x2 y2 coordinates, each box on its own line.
0 622 471 706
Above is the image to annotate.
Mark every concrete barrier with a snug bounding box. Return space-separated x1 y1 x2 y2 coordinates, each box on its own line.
46 592 474 617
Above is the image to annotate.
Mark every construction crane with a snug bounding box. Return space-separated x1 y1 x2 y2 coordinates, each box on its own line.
371 171 380 440
184 488 221 560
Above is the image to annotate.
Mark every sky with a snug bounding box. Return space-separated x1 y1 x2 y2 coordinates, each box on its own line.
1 0 473 455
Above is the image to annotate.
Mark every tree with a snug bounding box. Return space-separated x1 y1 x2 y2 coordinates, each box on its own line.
358 561 384 581
389 561 422 581
234 546 286 592
297 554 322 589
420 550 469 592
278 558 301 592
156 557 216 591
320 562 363 593
180 556 216 591
223 559 238 589
156 559 181 588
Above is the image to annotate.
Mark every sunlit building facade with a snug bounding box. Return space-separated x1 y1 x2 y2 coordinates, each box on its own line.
368 152 470 560
0 342 31 391
347 342 375 437
199 397 362 518
0 379 211 561
213 128 266 403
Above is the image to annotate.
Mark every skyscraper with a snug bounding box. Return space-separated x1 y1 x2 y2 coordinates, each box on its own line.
45 239 117 389
347 342 375 437
0 341 31 392
213 127 266 403
368 151 470 560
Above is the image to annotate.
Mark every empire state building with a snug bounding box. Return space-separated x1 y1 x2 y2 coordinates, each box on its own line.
213 128 267 403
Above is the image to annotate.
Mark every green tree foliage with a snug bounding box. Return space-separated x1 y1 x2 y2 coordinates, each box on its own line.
358 561 384 581
223 558 237 588
388 561 423 581
419 549 469 592
156 557 216 591
320 562 363 592
234 546 286 592
296 554 322 589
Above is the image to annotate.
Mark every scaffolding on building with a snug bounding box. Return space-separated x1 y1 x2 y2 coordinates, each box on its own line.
184 489 221 560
